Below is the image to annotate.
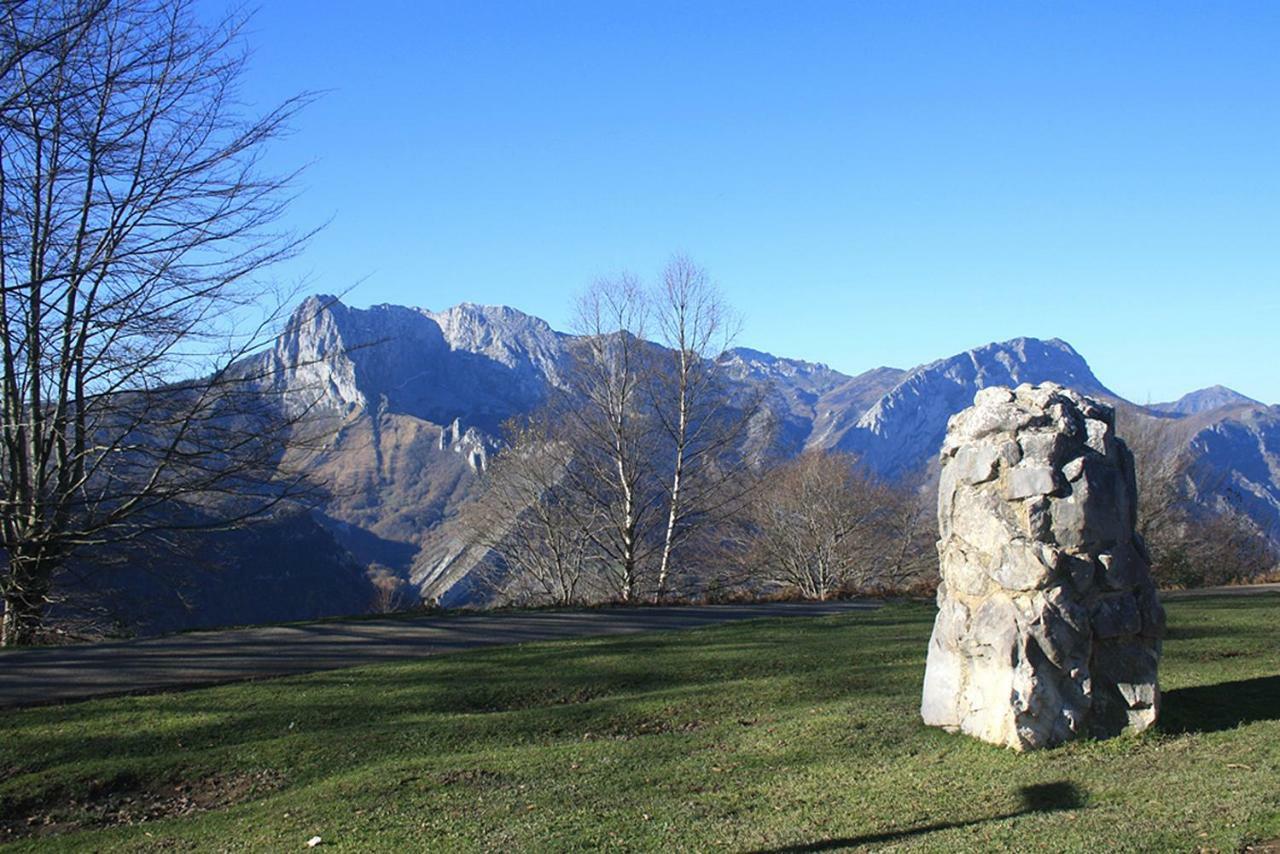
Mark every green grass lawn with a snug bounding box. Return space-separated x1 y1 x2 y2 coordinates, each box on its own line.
2 596 1278 852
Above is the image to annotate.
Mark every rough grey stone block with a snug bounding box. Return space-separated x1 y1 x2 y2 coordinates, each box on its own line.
922 382 1164 750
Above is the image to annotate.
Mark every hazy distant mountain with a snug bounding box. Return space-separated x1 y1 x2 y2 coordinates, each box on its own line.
1151 385 1262 416
95 296 1280 628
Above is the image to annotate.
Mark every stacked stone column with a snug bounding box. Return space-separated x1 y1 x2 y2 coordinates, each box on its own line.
921 383 1164 750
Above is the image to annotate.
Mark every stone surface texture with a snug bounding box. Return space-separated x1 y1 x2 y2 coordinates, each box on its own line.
921 382 1165 750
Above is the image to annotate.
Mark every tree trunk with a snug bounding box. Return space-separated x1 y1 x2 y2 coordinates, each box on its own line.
655 349 690 602
1 580 46 647
655 459 682 601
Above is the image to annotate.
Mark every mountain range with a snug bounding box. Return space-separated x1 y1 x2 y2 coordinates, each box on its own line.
101 295 1279 631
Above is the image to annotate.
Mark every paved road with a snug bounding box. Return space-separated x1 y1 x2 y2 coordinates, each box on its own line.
1161 582 1280 599
0 601 874 709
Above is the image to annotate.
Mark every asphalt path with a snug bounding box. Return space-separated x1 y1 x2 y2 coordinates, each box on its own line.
3 585 1272 710
0 601 875 709
1160 582 1280 599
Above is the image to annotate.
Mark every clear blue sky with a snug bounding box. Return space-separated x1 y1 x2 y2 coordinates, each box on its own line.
227 1 1278 404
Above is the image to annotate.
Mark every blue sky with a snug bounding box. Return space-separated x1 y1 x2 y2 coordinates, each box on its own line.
229 1 1278 404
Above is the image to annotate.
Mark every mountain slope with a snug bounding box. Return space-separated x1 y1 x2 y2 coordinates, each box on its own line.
717 348 855 455
1185 404 1280 539
819 337 1112 479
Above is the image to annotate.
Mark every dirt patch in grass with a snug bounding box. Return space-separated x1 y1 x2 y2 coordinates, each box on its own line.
431 768 516 790
0 768 284 843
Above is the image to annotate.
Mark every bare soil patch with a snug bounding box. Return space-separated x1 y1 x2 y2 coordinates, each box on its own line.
0 769 284 843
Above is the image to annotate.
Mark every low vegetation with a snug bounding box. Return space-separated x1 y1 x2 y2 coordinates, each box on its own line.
1 595 1277 851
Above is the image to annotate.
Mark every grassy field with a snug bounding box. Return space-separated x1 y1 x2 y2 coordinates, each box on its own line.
1 595 1277 852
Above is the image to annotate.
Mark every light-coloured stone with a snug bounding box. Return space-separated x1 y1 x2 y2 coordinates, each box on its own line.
921 382 1164 750
938 542 992 597
1005 465 1059 500
952 444 1002 486
988 543 1054 591
1018 431 1066 466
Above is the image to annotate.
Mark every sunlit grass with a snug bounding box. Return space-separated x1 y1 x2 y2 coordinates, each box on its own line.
1 595 1277 851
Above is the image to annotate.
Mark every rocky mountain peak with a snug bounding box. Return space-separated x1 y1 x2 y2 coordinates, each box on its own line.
719 347 851 397
1151 385 1262 416
829 337 1110 478
952 337 1108 397
424 302 567 384
261 296 566 432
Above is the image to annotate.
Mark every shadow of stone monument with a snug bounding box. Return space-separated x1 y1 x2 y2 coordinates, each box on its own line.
750 781 1086 853
1160 675 1280 734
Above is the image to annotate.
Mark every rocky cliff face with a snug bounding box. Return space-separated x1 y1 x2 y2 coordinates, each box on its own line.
235 297 574 594
261 296 568 431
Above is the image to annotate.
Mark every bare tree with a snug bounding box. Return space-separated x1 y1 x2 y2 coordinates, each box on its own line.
453 260 767 605
558 276 662 601
367 563 413 614
0 0 318 644
1120 412 1191 554
648 255 759 600
464 416 600 606
741 451 903 600
879 481 939 591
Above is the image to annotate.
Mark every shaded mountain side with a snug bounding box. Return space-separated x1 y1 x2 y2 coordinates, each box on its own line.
1183 404 1280 539
296 410 486 571
53 513 376 637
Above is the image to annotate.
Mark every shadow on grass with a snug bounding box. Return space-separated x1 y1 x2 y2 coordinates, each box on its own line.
1159 675 1280 735
752 782 1084 853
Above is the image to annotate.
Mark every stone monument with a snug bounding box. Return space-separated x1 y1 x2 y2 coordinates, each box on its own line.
921 382 1164 750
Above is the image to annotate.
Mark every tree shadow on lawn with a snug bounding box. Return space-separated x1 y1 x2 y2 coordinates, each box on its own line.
751 781 1084 853
1159 675 1280 735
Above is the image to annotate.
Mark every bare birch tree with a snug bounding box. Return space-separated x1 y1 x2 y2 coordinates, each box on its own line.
0 0 318 645
649 255 759 599
454 260 765 604
558 275 661 600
